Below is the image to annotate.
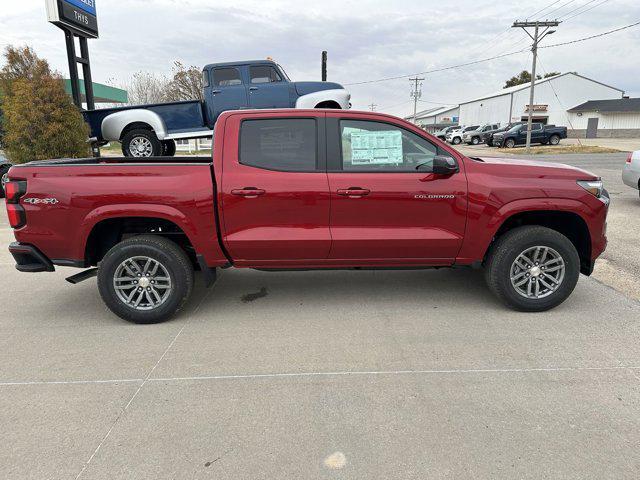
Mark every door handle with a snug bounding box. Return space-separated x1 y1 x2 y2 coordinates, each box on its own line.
231 188 265 197
212 89 221 94
337 187 370 197
249 87 259 91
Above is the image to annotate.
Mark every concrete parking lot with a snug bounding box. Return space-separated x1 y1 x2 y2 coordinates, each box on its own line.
1 152 640 479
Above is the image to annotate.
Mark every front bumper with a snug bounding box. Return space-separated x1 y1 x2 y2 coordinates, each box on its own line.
622 165 640 190
9 242 55 273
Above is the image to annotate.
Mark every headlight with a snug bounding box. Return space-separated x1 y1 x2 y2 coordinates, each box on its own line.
577 179 608 204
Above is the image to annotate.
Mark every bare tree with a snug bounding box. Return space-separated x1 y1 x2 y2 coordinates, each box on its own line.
165 61 203 101
122 71 170 106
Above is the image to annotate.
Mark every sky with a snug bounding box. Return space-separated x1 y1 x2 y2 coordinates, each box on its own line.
1 0 639 118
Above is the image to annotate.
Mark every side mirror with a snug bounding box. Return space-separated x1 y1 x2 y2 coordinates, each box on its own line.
432 155 459 175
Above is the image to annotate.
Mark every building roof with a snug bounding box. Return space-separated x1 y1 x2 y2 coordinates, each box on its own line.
459 72 624 105
568 97 640 113
64 80 128 104
406 104 458 121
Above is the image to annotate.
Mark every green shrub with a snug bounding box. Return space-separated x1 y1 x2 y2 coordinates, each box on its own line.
1 46 89 164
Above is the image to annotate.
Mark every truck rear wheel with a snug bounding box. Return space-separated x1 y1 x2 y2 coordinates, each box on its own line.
549 134 561 145
122 129 162 157
161 140 176 156
484 226 580 312
97 235 194 324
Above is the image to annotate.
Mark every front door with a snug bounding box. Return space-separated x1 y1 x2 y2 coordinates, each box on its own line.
326 114 468 264
208 67 249 123
220 113 331 264
586 117 599 138
247 65 292 109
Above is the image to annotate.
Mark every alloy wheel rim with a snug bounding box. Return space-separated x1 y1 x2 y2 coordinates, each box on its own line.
510 246 565 299
113 256 172 310
130 137 153 157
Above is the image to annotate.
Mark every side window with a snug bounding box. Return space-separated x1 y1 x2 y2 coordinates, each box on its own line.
340 120 438 172
240 119 317 172
202 70 210 88
250 66 282 84
213 68 242 87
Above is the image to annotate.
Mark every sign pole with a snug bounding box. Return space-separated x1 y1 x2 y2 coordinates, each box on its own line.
63 28 82 108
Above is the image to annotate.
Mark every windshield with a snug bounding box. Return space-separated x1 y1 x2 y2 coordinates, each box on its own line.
277 64 291 81
508 125 523 132
463 126 479 132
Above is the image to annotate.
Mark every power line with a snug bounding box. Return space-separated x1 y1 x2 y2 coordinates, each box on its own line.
527 0 564 19
344 47 529 86
544 0 577 17
540 20 640 48
345 20 640 87
561 0 610 21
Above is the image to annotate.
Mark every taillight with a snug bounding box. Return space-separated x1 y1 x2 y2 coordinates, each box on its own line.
5 180 27 203
4 180 27 228
627 153 633 164
6 204 26 228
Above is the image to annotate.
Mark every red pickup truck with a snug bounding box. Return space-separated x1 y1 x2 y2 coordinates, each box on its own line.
5 109 609 323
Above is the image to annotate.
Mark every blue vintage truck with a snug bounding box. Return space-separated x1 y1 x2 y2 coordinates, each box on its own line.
84 59 351 157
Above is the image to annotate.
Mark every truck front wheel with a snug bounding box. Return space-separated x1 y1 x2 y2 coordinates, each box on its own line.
122 129 162 157
504 138 516 148
484 226 580 312
97 235 194 324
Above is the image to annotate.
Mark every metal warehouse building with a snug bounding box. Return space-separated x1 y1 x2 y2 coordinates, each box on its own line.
458 73 624 135
406 105 460 133
567 98 640 138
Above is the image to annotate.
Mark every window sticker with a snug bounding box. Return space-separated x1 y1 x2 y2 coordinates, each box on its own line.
348 130 403 165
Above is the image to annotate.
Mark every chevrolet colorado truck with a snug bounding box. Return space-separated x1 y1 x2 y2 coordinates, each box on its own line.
493 123 568 148
5 109 609 323
84 60 350 157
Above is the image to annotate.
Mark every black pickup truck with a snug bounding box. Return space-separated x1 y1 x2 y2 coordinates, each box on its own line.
493 123 568 148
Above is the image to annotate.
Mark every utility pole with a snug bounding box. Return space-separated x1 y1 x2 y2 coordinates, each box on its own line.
368 103 377 111
512 20 559 153
409 77 424 124
321 51 327 81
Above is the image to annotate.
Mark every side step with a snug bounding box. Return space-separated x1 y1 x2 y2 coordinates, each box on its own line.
66 268 98 284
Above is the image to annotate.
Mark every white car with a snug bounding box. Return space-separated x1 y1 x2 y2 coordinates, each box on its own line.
623 150 640 197
446 125 479 145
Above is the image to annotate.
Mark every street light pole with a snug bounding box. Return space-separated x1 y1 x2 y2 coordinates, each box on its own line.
512 20 559 153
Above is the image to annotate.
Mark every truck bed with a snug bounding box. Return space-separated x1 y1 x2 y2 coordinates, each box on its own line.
83 100 209 141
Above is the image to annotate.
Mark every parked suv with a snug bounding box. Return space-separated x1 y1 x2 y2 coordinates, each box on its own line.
463 123 500 145
446 125 479 145
433 125 460 140
484 122 524 146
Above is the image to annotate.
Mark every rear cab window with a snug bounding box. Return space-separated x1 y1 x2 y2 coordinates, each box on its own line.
239 118 318 171
213 67 243 87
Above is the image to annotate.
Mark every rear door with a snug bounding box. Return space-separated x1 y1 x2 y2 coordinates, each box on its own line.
219 112 330 264
208 67 249 123
247 65 292 109
325 113 468 264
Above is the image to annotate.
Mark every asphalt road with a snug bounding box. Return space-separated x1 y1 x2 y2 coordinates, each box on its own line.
1 152 639 479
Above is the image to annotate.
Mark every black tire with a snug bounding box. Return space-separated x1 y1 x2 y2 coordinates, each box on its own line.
97 235 194 324
161 140 176 156
471 136 480 145
549 134 561 146
452 137 461 145
121 129 162 158
504 138 516 148
487 139 493 147
484 226 580 312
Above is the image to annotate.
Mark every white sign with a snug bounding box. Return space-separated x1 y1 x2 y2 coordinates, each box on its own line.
349 130 403 165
